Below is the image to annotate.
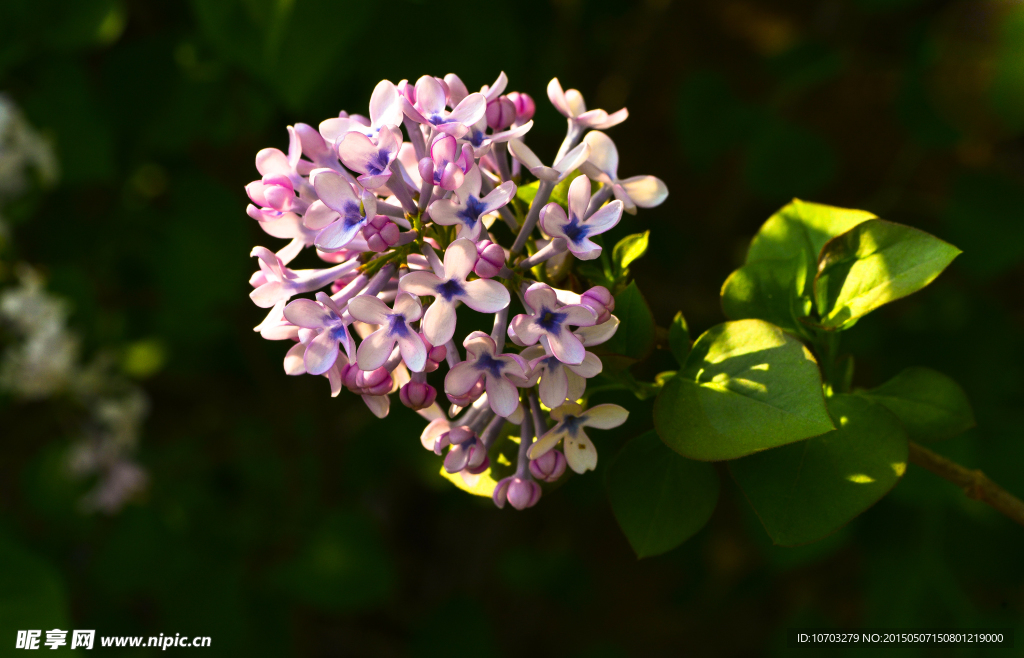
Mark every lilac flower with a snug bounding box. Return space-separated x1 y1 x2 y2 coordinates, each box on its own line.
305 170 377 252
580 131 669 214
462 116 533 156
443 426 490 474
246 175 307 215
398 239 510 346
521 344 602 408
320 80 404 144
339 361 393 419
506 91 536 124
362 215 400 253
509 283 597 365
423 135 474 191
445 331 528 417
348 292 428 372
336 123 399 190
547 78 628 130
528 402 629 474
507 138 590 183
283 292 355 375
289 122 337 174
539 176 623 261
400 380 437 410
529 449 567 482
402 75 487 139
249 247 358 308
420 417 451 451
427 166 516 240
493 476 541 510
473 240 506 279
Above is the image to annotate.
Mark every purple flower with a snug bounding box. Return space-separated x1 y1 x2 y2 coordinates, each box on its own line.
444 331 528 418
348 292 428 372
462 116 534 157
320 80 404 144
443 426 490 474
506 91 535 124
398 239 510 346
424 134 474 191
246 175 307 215
528 402 629 474
400 380 437 410
493 476 541 510
427 166 516 240
508 283 597 365
401 75 487 139
362 215 400 253
473 240 506 279
336 123 399 190
539 176 623 261
580 131 669 214
547 78 628 130
249 247 358 308
529 449 567 482
305 170 378 252
522 345 603 408
283 292 356 375
507 138 590 183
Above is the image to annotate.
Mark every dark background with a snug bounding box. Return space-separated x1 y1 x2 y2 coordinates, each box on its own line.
1 0 1023 655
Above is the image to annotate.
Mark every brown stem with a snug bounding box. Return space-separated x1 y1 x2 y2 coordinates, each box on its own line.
908 441 1024 528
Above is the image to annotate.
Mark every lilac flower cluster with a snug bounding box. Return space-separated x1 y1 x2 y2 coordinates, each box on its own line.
245 73 667 509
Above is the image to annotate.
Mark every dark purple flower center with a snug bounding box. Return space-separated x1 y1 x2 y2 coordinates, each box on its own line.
468 129 486 147
474 352 505 378
561 216 589 244
536 307 566 332
436 279 466 301
365 149 391 176
387 314 410 337
342 201 364 227
457 196 487 227
561 414 583 437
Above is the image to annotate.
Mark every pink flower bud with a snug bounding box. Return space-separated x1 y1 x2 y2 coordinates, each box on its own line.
581 286 615 324
362 215 400 253
341 363 362 392
529 450 567 482
474 240 506 279
356 367 392 396
486 97 516 131
506 91 535 123
399 381 437 410
423 336 447 373
493 476 542 510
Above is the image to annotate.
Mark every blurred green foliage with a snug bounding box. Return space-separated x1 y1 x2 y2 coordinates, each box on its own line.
1 0 1022 655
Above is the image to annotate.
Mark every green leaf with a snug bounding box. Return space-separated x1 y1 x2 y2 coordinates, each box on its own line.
720 255 812 333
515 180 539 206
600 281 655 360
814 219 961 329
858 367 975 442
607 431 719 558
729 394 909 546
747 199 876 270
612 231 650 274
668 311 691 365
549 169 582 207
653 319 834 461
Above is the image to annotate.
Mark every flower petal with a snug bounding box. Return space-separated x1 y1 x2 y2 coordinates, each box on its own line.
620 175 669 208
582 403 629 429
356 329 396 370
538 362 569 408
312 170 358 214
283 298 332 329
369 79 402 128
305 330 340 375
461 279 510 313
255 148 291 177
576 316 619 346
443 238 477 281
553 141 591 179
392 291 423 321
422 299 457 346
546 328 586 365
315 218 364 252
336 131 380 176
528 427 565 460
564 431 598 473
567 351 603 378
485 375 519 417
426 198 464 226
445 361 482 396
347 294 391 325
582 131 619 178
585 199 623 233
399 271 443 297
546 78 571 118
396 332 427 372
447 92 487 127
567 174 592 221
302 200 340 230
415 75 446 116
284 341 307 375
362 393 390 419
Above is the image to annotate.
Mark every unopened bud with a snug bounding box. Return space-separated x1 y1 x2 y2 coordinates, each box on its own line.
486 97 516 131
493 476 541 510
581 286 615 324
400 381 437 410
506 91 535 124
362 215 400 253
474 240 506 279
529 450 567 482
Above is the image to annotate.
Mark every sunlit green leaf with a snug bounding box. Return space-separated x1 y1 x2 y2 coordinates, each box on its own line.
612 231 650 274
668 311 691 365
746 199 876 271
729 394 908 545
654 319 834 461
720 255 811 333
607 431 719 558
858 367 975 442
814 219 961 330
